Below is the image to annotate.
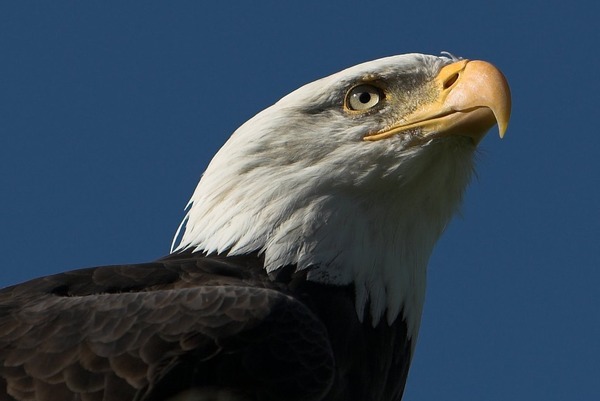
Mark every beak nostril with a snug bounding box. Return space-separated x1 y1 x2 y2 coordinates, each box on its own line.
443 73 459 90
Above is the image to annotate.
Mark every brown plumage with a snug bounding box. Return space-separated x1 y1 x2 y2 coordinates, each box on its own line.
0 253 411 401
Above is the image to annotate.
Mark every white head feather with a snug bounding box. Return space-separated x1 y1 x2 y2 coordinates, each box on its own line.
172 54 477 339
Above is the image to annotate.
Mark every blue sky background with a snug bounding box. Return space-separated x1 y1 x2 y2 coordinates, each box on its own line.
1 1 598 400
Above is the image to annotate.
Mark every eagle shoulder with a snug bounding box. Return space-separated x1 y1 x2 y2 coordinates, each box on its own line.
0 255 334 401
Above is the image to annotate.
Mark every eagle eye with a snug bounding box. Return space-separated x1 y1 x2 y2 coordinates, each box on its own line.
345 84 382 111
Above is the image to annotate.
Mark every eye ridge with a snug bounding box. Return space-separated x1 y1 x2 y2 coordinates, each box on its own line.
345 84 383 112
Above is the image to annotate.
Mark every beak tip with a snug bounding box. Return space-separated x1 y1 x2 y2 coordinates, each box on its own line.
496 108 511 139
498 123 508 139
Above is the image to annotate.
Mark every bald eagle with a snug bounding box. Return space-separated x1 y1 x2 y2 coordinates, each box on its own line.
0 53 510 401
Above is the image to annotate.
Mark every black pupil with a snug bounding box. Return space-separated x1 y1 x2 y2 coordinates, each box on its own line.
358 92 371 104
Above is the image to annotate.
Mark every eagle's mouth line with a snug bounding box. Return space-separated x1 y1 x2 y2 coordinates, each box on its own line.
363 108 477 142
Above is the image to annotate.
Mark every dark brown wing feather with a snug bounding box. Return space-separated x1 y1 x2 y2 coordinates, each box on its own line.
293 281 413 401
0 254 335 401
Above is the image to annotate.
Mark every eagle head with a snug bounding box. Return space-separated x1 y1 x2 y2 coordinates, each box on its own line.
173 53 511 338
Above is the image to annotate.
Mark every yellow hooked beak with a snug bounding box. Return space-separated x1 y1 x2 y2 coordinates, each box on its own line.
364 59 511 143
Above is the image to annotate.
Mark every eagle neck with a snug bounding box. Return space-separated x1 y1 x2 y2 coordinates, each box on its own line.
174 139 475 342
